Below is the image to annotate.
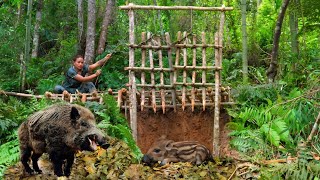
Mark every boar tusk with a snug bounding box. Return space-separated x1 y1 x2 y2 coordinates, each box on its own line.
88 137 98 151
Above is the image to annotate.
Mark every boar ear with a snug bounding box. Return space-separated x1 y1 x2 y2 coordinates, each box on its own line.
165 140 174 151
70 107 80 121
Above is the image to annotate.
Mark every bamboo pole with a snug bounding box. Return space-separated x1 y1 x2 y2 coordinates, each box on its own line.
201 32 207 111
156 36 166 114
141 32 146 111
119 4 234 11
165 32 177 112
182 31 188 111
148 32 157 112
128 8 138 142
192 35 197 112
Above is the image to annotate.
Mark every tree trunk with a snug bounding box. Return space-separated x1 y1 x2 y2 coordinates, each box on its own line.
289 3 299 72
22 0 33 91
77 0 85 55
15 3 24 27
96 0 116 55
241 0 248 83
31 0 43 58
84 0 96 64
289 2 299 56
266 0 290 83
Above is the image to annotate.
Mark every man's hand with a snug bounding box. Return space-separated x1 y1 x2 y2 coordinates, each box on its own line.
104 53 112 60
99 54 112 66
95 69 102 76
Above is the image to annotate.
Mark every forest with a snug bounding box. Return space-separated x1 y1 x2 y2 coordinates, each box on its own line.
0 0 320 179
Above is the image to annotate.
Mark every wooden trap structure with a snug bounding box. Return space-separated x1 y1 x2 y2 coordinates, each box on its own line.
120 4 233 156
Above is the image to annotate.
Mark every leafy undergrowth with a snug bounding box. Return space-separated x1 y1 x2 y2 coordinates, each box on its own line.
4 138 238 180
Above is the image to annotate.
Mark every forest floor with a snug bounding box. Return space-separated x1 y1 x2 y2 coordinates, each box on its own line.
4 109 261 179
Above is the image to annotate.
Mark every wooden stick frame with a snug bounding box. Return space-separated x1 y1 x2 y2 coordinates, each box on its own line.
121 3 232 157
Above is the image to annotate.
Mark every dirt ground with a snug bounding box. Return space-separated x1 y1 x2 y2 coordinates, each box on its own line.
136 107 238 158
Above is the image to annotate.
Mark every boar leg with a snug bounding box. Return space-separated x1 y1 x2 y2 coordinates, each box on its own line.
31 153 42 174
64 153 74 176
21 148 34 174
49 153 64 177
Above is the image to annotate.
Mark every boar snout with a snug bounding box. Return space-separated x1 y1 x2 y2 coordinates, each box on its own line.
142 155 155 165
98 138 110 149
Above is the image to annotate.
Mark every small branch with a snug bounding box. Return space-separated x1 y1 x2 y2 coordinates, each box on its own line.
307 111 320 143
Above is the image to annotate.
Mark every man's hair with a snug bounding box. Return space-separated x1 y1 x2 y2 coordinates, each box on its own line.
72 55 84 62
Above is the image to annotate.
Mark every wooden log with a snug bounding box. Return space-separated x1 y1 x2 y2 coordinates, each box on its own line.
174 82 215 87
119 4 234 11
156 36 166 114
148 32 157 113
201 32 206 111
128 8 138 141
191 35 197 112
165 32 177 112
140 32 146 111
0 91 43 99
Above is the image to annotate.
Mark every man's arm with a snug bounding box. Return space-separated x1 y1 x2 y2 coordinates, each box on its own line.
89 54 112 71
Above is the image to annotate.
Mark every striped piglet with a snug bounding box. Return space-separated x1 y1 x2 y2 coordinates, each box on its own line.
142 136 211 166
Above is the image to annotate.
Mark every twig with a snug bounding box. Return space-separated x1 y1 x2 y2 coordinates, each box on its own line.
307 111 320 143
261 157 297 164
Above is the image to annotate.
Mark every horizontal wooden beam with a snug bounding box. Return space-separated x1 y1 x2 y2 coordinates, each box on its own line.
119 4 233 11
125 67 173 72
174 65 222 70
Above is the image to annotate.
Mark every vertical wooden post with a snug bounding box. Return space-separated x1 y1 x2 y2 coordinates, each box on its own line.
213 8 225 157
182 31 187 111
174 31 181 108
141 32 146 111
128 6 138 141
191 35 197 112
148 32 157 112
201 32 207 111
156 37 166 114
165 32 177 112
213 32 220 157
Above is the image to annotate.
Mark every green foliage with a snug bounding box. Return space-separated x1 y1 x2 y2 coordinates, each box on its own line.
0 138 20 177
86 94 143 161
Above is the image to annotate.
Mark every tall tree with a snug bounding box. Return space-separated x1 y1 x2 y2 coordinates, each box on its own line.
77 0 86 55
266 0 290 83
84 0 96 64
97 0 116 55
31 0 43 58
289 0 299 57
22 0 33 91
241 0 248 83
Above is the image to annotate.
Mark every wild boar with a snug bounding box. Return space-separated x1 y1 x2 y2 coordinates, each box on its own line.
142 136 211 166
18 103 110 177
